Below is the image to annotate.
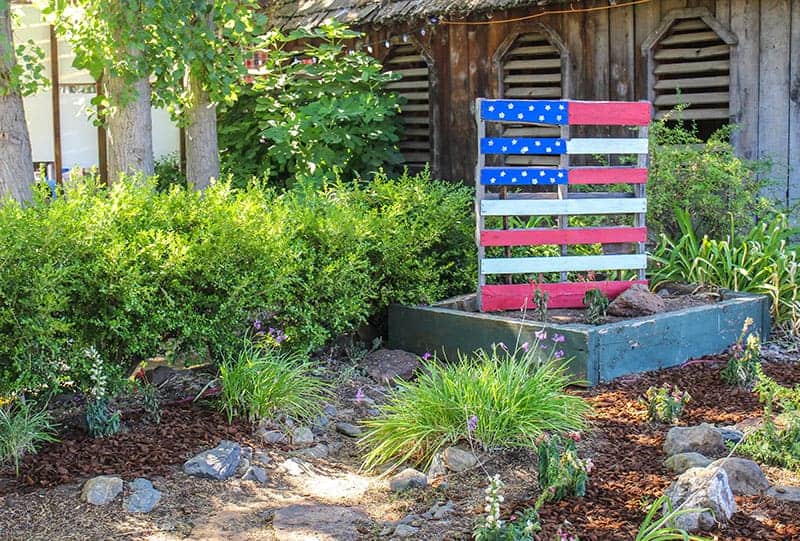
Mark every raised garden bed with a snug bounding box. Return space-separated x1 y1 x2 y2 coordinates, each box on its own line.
388 289 770 385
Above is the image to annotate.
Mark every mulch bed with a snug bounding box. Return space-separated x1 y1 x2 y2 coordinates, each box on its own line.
526 359 800 541
0 402 255 495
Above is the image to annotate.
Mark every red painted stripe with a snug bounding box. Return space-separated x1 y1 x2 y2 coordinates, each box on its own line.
568 101 651 126
480 227 647 247
569 167 648 185
480 280 649 311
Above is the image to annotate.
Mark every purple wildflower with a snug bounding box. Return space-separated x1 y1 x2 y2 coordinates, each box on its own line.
554 349 565 359
521 341 530 352
467 414 478 433
268 327 286 344
498 342 509 352
422 351 432 361
552 333 565 343
253 319 262 331
535 329 547 340
355 387 365 403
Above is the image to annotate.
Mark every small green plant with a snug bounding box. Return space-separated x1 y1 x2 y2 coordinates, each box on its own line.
84 347 121 438
533 288 549 322
634 494 712 541
473 475 541 541
641 384 691 424
721 318 762 389
0 400 58 476
360 340 589 472
218 338 330 423
582 288 609 324
535 432 592 505
138 382 161 425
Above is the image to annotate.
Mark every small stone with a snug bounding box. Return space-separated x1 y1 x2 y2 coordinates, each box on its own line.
389 468 427 492
241 446 254 461
241 465 268 483
183 440 242 480
426 453 447 480
281 458 310 476
362 349 422 385
709 457 769 495
766 485 800 502
253 450 271 464
258 428 287 445
312 414 329 433
664 467 736 531
608 283 666 317
237 458 251 475
428 501 455 520
323 404 338 418
296 444 329 459
394 524 419 538
443 447 477 472
716 426 744 444
128 478 153 492
663 423 725 457
292 426 315 446
124 487 162 513
335 422 363 437
81 476 123 506
664 452 712 474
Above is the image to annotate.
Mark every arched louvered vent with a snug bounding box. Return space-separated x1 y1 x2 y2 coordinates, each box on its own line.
384 44 432 170
651 17 731 132
500 32 563 167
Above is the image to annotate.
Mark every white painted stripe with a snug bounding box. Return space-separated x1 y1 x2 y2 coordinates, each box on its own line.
566 138 649 154
481 254 647 275
480 198 646 216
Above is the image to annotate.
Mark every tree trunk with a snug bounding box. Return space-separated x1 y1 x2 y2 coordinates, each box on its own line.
0 5 34 202
185 69 219 190
105 73 154 182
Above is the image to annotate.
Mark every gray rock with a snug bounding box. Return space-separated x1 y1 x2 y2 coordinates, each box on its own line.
766 485 800 503
608 283 666 317
664 423 725 457
124 487 162 513
183 440 241 480
241 446 253 461
272 504 369 541
709 457 769 495
295 444 329 459
241 465 268 483
291 426 315 446
362 349 422 385
664 452 712 474
335 422 363 437
237 458 251 475
425 501 455 520
281 457 311 476
716 426 744 444
323 404 338 418
394 524 419 538
389 468 427 492
128 478 153 492
253 450 271 464
312 413 329 432
81 475 123 505
443 447 478 472
426 453 447 480
664 467 736 531
398 514 421 525
258 428 286 445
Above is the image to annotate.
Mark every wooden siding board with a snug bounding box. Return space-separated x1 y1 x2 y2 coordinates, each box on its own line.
790 0 800 209
634 0 661 100
730 0 760 160
758 0 791 206
449 24 471 182
609 3 636 101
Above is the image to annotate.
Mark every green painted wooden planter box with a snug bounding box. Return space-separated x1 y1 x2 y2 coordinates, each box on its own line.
388 291 770 386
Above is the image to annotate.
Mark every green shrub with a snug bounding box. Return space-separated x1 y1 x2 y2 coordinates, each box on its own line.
218 339 330 423
0 400 58 475
720 318 762 389
0 171 473 397
640 384 691 424
650 210 800 335
648 117 775 240
218 22 403 189
360 343 589 472
583 288 609 324
535 432 591 504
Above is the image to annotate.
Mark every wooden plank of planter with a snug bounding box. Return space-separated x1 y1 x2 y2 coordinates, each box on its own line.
565 138 649 155
480 226 647 247
481 280 648 311
480 197 647 216
480 254 647 275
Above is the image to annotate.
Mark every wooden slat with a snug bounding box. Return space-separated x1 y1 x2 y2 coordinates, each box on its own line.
389 67 428 77
480 197 647 216
504 58 562 70
399 92 429 101
569 167 648 184
401 152 430 163
506 45 560 56
503 73 562 84
504 87 562 98
399 104 429 112
481 280 649 311
480 226 648 247
654 59 730 75
386 54 424 64
481 137 566 155
480 254 647 275
671 19 710 32
660 31 721 46
387 80 430 90
399 141 431 149
566 138 649 154
568 101 652 126
730 0 759 161
654 44 730 60
480 167 567 185
654 75 730 89
654 91 730 106
655 107 729 120
401 116 430 125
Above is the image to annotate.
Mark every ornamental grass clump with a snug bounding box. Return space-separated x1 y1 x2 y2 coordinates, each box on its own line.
0 400 58 476
360 339 590 472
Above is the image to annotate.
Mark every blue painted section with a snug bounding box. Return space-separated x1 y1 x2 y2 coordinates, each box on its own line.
480 137 566 155
480 167 568 185
481 99 569 124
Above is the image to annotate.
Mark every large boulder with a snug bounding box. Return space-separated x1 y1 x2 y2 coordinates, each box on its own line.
709 457 769 495
664 467 736 531
183 440 241 480
362 349 421 385
81 475 123 506
608 283 666 317
443 447 478 473
272 504 369 541
664 452 712 474
664 423 725 457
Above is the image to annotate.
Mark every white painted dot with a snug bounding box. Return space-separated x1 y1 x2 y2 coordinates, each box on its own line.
538 115 545 121
488 105 495 112
508 103 514 109
521 171 528 177
517 113 524 119
499 112 505 119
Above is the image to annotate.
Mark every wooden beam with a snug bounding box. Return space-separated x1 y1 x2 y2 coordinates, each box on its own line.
480 197 647 216
49 25 62 184
96 78 108 185
480 254 647 275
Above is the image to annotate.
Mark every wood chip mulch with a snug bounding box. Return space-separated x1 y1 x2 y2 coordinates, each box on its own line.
527 359 800 541
0 402 254 494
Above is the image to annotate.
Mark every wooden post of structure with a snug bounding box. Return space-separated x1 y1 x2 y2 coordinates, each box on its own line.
49 25 62 184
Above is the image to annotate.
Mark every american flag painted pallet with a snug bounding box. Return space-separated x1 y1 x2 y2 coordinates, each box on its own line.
474 99 652 312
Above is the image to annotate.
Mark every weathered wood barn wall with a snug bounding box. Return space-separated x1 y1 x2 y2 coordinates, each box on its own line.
273 0 800 209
